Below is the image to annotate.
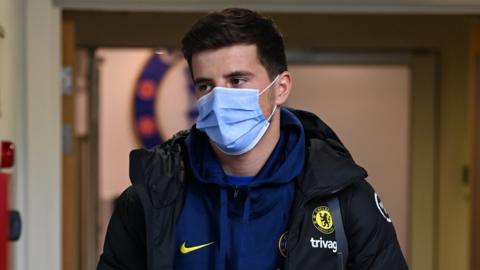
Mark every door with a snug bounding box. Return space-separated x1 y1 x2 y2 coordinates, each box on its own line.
61 18 81 270
470 25 480 270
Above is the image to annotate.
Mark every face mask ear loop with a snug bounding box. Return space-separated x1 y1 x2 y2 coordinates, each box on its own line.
266 104 277 123
258 75 280 96
259 75 280 123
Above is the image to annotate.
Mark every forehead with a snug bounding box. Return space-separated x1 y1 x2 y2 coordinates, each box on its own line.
191 44 265 78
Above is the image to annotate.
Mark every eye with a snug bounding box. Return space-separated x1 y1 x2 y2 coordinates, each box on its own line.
229 77 248 87
195 83 213 93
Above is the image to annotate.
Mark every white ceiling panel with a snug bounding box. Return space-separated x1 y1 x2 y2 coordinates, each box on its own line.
54 0 480 14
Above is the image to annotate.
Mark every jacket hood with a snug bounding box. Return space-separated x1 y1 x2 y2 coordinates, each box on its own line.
129 131 188 208
289 108 368 199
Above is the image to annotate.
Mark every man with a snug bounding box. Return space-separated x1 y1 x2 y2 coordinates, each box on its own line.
98 8 408 270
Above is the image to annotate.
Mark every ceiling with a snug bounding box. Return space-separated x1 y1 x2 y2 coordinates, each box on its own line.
54 0 480 14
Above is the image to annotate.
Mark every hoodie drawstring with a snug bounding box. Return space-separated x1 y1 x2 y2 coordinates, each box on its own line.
217 189 228 270
237 188 251 270
218 187 252 270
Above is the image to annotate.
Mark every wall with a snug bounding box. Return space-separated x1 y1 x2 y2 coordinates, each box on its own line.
0 1 23 269
0 0 61 270
96 48 150 200
24 2 62 269
0 2 14 142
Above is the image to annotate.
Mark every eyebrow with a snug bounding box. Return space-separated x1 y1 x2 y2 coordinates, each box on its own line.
224 70 255 79
193 77 213 86
193 70 255 85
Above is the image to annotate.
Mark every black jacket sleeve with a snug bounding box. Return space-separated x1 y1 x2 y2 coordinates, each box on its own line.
97 186 147 270
342 180 409 270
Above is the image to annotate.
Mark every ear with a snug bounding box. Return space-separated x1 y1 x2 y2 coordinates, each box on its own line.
275 71 292 106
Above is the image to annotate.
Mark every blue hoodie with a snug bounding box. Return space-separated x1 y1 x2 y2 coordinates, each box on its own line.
175 108 305 270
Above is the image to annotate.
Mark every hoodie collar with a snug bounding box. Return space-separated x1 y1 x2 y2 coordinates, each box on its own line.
128 108 367 204
185 107 305 188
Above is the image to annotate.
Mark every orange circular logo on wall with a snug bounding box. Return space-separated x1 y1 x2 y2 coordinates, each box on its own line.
133 50 197 148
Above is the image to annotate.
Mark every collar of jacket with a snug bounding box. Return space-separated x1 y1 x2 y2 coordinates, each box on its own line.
288 108 367 201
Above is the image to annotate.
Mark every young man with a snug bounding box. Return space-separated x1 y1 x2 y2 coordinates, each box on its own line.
98 8 408 270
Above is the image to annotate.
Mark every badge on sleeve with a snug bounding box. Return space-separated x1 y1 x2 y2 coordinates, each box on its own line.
374 193 392 223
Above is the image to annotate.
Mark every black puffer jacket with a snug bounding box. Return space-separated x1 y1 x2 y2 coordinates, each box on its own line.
97 108 408 270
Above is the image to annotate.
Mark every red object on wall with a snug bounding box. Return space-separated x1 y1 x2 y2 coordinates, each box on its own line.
0 173 8 270
0 142 14 169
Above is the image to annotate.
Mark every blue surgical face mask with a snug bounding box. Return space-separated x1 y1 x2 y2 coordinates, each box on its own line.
196 75 280 155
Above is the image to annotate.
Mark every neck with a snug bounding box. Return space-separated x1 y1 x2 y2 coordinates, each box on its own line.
212 112 281 176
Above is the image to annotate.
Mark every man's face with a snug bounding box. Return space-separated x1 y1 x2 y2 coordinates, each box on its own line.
191 44 276 117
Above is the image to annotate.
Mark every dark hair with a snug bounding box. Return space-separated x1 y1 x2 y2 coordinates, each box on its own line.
181 8 287 79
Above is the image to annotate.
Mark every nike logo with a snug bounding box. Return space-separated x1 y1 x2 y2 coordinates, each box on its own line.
180 241 214 254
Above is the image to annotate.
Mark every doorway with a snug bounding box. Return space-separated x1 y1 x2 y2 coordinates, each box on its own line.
62 12 458 270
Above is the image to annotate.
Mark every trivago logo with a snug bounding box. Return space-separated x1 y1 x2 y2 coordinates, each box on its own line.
310 237 337 253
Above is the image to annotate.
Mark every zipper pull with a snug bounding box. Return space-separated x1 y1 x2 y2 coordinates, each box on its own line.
337 252 344 270
233 187 239 198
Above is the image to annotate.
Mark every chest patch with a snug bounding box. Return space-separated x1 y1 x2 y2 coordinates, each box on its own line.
278 231 288 258
312 206 335 234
